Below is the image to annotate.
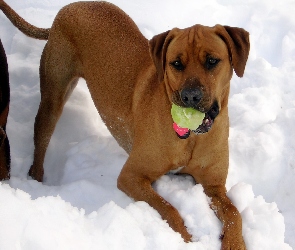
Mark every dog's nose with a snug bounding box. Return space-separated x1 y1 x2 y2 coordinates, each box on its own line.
180 87 203 108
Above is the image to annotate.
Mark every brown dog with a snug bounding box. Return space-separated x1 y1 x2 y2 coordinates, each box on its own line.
0 38 10 180
0 1 250 248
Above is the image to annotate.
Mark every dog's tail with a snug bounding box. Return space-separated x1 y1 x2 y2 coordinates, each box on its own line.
0 0 49 40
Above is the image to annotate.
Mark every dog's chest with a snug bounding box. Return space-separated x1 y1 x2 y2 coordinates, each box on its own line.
168 135 197 168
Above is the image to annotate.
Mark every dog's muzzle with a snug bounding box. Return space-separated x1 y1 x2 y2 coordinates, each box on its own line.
172 87 219 138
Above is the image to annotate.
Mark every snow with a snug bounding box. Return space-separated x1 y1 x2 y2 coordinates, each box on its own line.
0 0 294 249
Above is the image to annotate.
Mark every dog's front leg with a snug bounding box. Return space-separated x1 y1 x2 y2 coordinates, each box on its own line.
117 156 192 242
203 185 246 250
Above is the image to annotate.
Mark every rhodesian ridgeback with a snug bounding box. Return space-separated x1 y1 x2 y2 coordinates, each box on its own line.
0 1 250 248
0 38 10 180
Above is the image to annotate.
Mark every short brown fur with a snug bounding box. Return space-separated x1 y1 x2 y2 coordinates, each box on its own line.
0 1 250 249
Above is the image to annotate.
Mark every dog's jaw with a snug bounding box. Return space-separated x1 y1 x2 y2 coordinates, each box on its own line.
192 113 214 135
192 100 219 135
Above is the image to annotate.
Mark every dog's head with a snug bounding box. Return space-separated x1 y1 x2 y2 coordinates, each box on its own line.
149 24 250 134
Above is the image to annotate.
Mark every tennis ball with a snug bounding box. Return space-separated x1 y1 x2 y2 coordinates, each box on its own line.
171 104 205 130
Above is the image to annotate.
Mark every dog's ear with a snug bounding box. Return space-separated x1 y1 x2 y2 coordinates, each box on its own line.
214 25 250 77
149 28 180 81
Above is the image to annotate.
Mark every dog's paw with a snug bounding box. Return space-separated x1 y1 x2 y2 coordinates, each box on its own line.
220 232 246 250
180 228 192 243
28 165 44 182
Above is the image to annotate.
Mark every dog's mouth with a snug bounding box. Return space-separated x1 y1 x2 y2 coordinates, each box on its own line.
172 101 219 139
193 101 219 134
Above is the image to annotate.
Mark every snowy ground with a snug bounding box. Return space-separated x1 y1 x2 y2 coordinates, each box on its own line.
0 0 294 249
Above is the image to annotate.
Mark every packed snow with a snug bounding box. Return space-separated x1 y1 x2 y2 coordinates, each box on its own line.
0 0 294 249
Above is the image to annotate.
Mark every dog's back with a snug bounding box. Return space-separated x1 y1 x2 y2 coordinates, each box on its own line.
47 1 152 152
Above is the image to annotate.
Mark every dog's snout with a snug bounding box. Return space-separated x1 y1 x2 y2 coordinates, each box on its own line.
180 87 203 108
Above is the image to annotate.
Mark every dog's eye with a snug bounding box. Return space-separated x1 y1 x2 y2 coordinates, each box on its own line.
206 57 220 70
170 60 185 71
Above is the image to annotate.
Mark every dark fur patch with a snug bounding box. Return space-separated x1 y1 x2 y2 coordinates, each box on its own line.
0 39 10 179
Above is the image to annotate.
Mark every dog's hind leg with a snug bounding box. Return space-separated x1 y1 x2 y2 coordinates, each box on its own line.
29 38 82 182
